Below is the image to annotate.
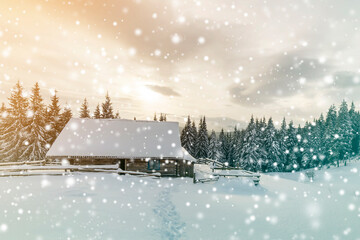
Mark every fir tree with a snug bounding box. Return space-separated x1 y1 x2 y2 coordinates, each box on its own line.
46 91 62 145
79 98 90 118
0 81 28 162
208 130 219 160
218 129 230 164
159 113 167 121
21 83 47 161
349 102 360 155
196 116 209 159
284 121 298 171
153 113 157 121
324 105 337 165
101 92 114 119
276 118 287 171
59 105 72 130
335 100 353 166
190 121 198 157
264 118 282 172
180 116 195 155
240 116 265 172
93 104 101 119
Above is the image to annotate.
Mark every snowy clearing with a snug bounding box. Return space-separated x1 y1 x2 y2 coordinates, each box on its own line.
0 162 359 240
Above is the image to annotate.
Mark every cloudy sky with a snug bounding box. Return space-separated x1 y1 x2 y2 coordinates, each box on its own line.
0 0 359 130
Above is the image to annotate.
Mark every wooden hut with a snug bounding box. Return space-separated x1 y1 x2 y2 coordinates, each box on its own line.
46 118 196 177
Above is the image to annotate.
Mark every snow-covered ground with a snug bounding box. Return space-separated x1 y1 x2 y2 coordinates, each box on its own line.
0 162 359 240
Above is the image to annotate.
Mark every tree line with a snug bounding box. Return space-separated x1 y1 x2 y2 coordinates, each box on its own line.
0 82 168 162
0 81 358 172
181 100 359 172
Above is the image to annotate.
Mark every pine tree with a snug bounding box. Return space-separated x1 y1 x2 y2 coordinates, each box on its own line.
315 114 326 165
264 118 282 172
232 127 243 167
276 118 287 171
255 118 267 171
335 100 353 166
194 118 202 158
153 113 157 121
101 92 114 119
218 129 230 163
94 104 101 119
21 83 47 161
159 113 167 121
59 106 72 130
239 116 264 172
0 81 28 162
79 98 90 118
196 116 209 159
46 91 62 145
190 121 198 157
115 111 120 119
324 105 337 165
180 116 195 155
349 102 360 155
284 121 298 171
208 130 219 160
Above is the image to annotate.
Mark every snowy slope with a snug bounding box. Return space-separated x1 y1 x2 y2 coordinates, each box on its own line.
0 161 359 239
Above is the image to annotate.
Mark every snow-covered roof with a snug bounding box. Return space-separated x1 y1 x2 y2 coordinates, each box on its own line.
46 118 196 161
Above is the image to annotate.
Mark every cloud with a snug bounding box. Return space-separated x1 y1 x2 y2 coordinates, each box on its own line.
333 71 360 88
146 85 181 97
229 53 334 106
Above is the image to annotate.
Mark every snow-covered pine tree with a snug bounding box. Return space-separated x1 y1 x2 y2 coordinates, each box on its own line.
255 117 267 171
349 102 360 155
324 104 337 165
80 98 90 118
46 91 62 145
180 116 195 155
315 114 326 165
94 104 101 119
218 128 229 163
276 118 287 171
335 100 353 166
0 81 28 162
264 118 282 172
58 105 72 131
21 83 47 161
153 113 157 121
208 130 219 160
196 116 209 159
300 121 312 169
240 116 262 172
232 127 243 167
101 92 114 119
295 124 305 169
194 118 203 158
285 121 298 171
190 120 198 157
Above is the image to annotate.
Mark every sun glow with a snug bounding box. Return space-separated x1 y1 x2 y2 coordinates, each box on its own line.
138 85 160 103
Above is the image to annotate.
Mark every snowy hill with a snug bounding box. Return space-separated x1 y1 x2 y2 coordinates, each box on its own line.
0 161 359 239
